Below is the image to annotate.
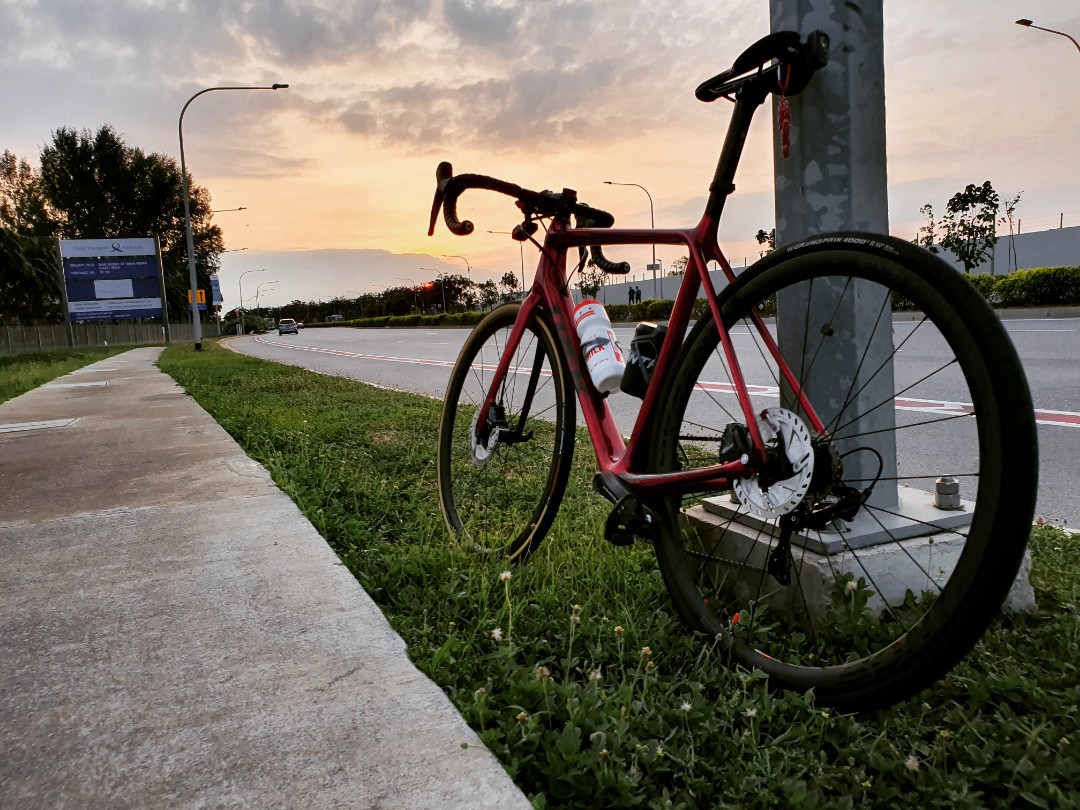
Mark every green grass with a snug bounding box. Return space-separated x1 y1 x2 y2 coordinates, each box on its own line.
0 346 141 405
158 342 1079 809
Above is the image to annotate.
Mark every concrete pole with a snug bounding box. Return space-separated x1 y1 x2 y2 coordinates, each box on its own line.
770 0 897 508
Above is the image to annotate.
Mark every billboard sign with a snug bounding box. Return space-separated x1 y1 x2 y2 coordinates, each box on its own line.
58 238 165 322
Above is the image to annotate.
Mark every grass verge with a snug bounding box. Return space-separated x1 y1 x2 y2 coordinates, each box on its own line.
0 346 143 405
158 342 1079 809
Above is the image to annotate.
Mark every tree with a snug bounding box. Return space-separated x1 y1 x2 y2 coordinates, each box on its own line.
577 262 604 300
433 273 473 312
1 150 53 237
1 150 60 322
478 279 499 310
499 271 520 302
38 125 224 319
0 227 62 323
1000 191 1022 273
913 204 939 253
755 228 776 257
939 181 1000 274
668 256 688 276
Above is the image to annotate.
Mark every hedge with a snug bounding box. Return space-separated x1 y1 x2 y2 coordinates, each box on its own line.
985 266 1080 308
302 266 1078 332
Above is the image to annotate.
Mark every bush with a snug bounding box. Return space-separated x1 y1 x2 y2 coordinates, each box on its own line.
993 266 1080 308
965 273 1001 305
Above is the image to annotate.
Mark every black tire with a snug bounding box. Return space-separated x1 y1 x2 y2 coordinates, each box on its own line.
438 303 576 561
651 233 1038 712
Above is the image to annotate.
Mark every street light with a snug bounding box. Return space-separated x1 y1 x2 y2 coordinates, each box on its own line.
255 280 278 319
211 207 248 213
442 255 472 311
1016 19 1080 54
487 231 527 298
441 254 471 278
346 289 365 318
604 180 660 299
420 267 445 313
237 268 264 335
179 82 288 350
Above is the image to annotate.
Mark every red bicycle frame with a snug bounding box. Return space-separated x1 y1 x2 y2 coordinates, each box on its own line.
467 50 829 500
477 213 826 499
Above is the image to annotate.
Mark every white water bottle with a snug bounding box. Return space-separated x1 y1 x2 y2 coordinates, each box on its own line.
574 300 625 394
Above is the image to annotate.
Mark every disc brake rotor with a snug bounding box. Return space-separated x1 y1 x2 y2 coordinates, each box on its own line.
469 409 500 464
733 407 815 519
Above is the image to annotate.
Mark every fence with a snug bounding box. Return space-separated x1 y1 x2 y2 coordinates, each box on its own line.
0 321 223 358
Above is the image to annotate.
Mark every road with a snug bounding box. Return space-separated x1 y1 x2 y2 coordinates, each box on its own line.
229 318 1080 527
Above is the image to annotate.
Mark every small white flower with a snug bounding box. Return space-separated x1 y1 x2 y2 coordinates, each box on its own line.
904 754 919 772
845 580 858 593
490 627 503 642
589 668 603 682
744 708 758 718
681 701 692 713
499 570 512 582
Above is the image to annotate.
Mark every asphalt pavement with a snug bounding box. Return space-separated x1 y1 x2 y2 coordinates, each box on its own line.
0 348 531 809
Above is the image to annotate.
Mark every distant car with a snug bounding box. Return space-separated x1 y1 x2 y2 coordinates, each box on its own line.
278 318 299 335
327 314 344 322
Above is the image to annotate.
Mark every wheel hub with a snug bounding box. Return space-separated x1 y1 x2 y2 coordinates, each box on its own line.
733 407 815 519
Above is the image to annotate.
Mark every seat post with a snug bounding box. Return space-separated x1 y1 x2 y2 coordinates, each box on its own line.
703 84 770 222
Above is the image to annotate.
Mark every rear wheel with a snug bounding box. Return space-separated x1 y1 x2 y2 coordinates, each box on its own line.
651 234 1038 711
438 303 575 561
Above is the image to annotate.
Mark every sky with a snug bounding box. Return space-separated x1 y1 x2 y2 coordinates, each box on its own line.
4 0 1078 312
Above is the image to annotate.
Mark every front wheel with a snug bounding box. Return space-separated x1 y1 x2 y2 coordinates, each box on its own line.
438 303 576 561
651 233 1038 711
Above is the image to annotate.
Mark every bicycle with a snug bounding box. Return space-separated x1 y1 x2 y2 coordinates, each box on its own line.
427 30 1038 711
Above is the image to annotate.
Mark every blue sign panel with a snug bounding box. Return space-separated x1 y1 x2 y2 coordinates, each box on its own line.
58 239 164 323
210 275 222 306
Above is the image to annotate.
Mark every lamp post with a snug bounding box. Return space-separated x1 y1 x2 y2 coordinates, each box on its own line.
179 83 288 350
347 290 365 318
211 207 248 213
604 180 659 299
442 255 472 311
486 231 526 298
255 280 277 321
419 267 444 312
237 268 264 335
1016 18 1080 54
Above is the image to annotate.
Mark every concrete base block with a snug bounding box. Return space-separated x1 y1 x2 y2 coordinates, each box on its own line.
682 504 1037 622
703 486 976 554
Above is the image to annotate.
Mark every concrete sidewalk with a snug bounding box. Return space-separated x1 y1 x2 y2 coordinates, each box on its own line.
0 348 530 809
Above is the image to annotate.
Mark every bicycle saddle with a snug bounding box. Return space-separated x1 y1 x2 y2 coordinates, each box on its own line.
696 30 829 102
